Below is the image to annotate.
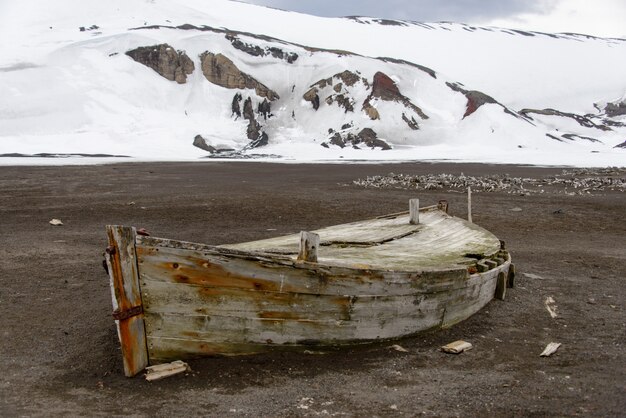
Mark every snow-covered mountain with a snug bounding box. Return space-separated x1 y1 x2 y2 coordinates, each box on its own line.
1 0 625 165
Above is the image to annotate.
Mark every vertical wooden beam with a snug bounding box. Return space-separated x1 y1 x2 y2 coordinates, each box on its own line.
298 231 320 263
409 199 420 225
507 264 516 288
105 225 149 377
437 200 449 214
495 271 507 300
467 187 473 223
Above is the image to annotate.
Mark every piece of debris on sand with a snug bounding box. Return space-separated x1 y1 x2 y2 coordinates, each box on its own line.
540 342 562 357
145 360 190 382
522 272 545 280
441 340 473 354
390 344 409 353
545 296 558 318
49 219 64 226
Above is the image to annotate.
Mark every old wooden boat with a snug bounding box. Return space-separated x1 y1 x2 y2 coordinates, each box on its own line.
105 200 514 377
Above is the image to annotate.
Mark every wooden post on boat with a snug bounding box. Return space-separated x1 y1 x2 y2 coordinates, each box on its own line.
298 231 320 263
467 187 473 223
409 199 420 224
105 225 149 377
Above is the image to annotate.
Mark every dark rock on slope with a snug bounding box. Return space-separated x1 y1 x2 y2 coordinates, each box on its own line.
232 93 243 118
520 108 611 131
614 140 626 148
402 113 419 130
323 128 391 150
364 71 428 120
126 44 194 84
193 135 216 153
370 71 402 100
226 34 298 63
446 82 498 118
200 52 279 100
604 99 626 117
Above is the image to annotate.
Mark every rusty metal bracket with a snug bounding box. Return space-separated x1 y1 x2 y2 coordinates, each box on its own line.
112 305 143 321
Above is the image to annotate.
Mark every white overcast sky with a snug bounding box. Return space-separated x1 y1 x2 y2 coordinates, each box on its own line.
238 0 626 38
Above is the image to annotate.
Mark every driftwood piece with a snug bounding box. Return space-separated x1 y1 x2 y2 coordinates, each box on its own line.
105 225 149 377
442 340 473 354
540 342 561 357
145 360 190 381
298 231 320 262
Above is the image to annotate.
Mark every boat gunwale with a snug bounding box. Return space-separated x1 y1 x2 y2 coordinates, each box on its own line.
135 205 501 275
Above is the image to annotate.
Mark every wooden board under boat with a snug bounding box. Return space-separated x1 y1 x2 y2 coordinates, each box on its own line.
105 202 514 377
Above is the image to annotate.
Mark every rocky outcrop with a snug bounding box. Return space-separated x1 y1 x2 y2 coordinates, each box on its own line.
304 71 366 112
243 97 255 121
329 133 346 148
363 71 428 120
322 128 391 150
325 94 354 113
447 82 497 118
605 99 626 117
231 93 243 118
402 113 419 130
249 131 269 148
335 70 363 87
226 34 298 64
362 101 380 120
303 88 320 110
520 107 611 131
356 128 391 150
126 44 194 84
258 98 271 120
371 71 402 101
238 96 268 143
193 135 216 153
614 140 626 148
246 119 261 140
200 52 279 101
241 96 262 140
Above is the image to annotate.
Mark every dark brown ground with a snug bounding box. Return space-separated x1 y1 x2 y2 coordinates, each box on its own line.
1 162 624 417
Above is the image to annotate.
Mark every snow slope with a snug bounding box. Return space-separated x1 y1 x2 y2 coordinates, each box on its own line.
0 0 625 166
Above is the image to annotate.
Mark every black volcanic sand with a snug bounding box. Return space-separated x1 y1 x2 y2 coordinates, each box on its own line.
1 162 624 417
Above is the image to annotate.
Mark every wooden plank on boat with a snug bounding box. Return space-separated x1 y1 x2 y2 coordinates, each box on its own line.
442 265 504 327
508 263 516 288
467 187 473 223
494 271 507 300
298 231 319 263
105 225 149 377
138 264 508 360
143 306 441 359
409 199 420 225
136 240 478 296
140 278 354 321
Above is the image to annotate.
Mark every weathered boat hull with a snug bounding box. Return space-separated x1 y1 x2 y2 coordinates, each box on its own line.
105 206 514 377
